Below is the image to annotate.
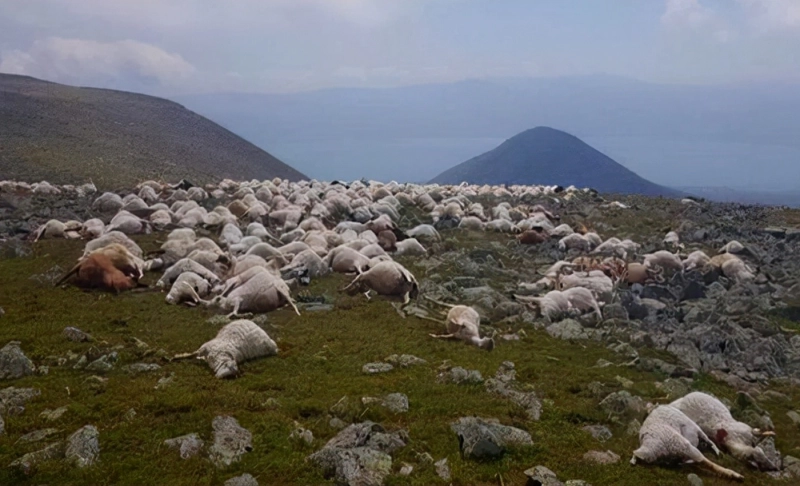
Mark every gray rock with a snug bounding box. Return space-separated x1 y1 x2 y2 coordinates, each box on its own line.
289 427 314 445
329 417 348 430
0 341 34 380
0 413 4 435
362 362 393 374
565 481 592 486
10 441 66 475
451 416 533 460
759 437 782 471
123 363 161 373
785 456 800 478
155 372 176 390
582 450 620 465
546 319 587 341
224 473 259 486
17 428 59 444
435 458 451 481
384 354 427 367
208 416 252 468
787 410 800 426
602 303 628 321
581 425 612 442
382 393 409 413
599 391 647 422
399 463 413 476
164 433 205 459
0 386 40 415
443 366 484 384
687 473 703 486
65 425 99 468
484 379 542 421
85 352 118 373
524 465 564 486
63 327 91 342
655 378 693 400
309 446 392 486
321 422 407 455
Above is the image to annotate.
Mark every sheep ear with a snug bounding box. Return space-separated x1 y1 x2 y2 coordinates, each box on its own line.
715 428 728 444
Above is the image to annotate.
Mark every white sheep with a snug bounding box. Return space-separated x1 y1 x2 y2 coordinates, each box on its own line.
34 219 82 241
406 224 440 241
683 250 711 271
156 258 222 289
516 287 602 322
326 246 372 274
430 305 494 350
670 391 776 470
558 271 613 305
631 404 742 480
166 272 211 305
195 267 300 317
395 238 426 257
191 320 278 379
707 253 755 283
341 260 418 304
643 250 683 273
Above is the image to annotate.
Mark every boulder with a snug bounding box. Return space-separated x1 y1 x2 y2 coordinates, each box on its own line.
451 417 533 460
0 341 34 380
208 416 252 468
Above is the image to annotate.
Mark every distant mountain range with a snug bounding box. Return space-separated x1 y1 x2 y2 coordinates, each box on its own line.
0 74 305 190
429 127 681 197
174 75 800 189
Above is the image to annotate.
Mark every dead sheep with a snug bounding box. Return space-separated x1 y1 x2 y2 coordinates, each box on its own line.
406 224 440 241
430 305 494 350
246 242 284 261
683 250 711 271
34 219 82 241
395 238 426 256
194 267 300 316
484 219 519 233
458 216 485 230
341 260 419 304
55 244 142 293
280 249 329 279
592 237 640 259
229 236 264 256
246 222 269 239
156 258 222 289
81 219 106 240
191 319 278 379
670 391 776 470
515 287 602 322
83 231 144 259
516 228 549 245
326 246 372 274
643 250 683 273
663 231 681 248
558 232 601 252
106 210 151 235
707 253 755 283
229 254 284 279
558 271 613 304
92 192 124 213
166 272 211 305
219 223 244 248
625 262 664 285
359 243 387 259
631 404 742 480
377 230 397 252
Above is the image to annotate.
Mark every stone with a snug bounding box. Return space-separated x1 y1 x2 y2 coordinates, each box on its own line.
289 426 314 445
581 425 612 442
0 341 34 380
599 391 647 422
602 303 628 321
687 473 703 486
0 386 40 415
123 363 161 373
784 456 800 478
399 463 413 476
208 416 253 468
443 366 484 385
39 406 68 423
787 410 800 426
164 433 205 459
565 481 592 486
451 416 533 460
17 428 59 444
626 419 641 437
546 319 587 341
155 372 176 389
759 437 781 471
615 376 634 388
435 458 451 481
384 354 427 367
484 378 542 421
329 417 348 430
63 327 91 342
65 425 100 468
85 352 118 373
382 393 409 413
655 378 693 400
362 362 393 374
524 465 564 486
224 473 259 486
582 450 620 465
10 441 66 475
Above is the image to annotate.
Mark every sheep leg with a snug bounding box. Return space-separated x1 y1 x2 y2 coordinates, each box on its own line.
429 333 457 340
363 290 371 300
698 457 744 481
171 351 198 361
226 298 242 319
280 289 301 316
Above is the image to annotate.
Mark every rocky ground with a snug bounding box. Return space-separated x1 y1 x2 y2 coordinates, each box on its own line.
0 184 799 485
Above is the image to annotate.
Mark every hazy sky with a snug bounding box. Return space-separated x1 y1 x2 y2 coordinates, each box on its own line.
2 0 800 95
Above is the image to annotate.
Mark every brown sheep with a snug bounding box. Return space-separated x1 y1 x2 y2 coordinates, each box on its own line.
517 229 549 245
377 230 398 252
55 253 138 292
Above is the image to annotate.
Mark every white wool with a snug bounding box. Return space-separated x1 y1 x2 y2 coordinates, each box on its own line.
196 320 278 378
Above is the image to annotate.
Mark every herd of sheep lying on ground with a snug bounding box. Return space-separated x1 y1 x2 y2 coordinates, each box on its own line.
11 176 783 480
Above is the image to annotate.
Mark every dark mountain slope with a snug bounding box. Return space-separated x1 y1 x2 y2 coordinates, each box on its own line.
429 127 681 197
0 74 306 189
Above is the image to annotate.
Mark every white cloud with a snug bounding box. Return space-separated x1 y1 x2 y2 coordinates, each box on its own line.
737 0 800 33
661 0 735 43
0 38 195 87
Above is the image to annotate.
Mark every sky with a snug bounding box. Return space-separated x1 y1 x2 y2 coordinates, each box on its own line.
2 0 800 96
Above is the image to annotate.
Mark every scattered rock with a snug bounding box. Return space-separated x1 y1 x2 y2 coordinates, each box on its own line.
759 437 782 471
208 416 253 468
384 354 427 367
440 366 483 384
546 319 588 341
85 352 118 373
484 378 542 421
224 473 259 486
687 473 703 486
10 441 66 475
17 428 59 444
63 327 91 342
362 362 394 374
164 433 205 459
124 363 161 373
434 458 451 481
599 391 647 422
787 410 800 427
582 450 620 465
524 465 564 486
0 341 35 380
381 393 409 413
289 426 314 445
329 417 348 430
581 425 612 442
65 425 100 468
399 463 413 476
155 372 176 390
0 386 40 415
451 416 532 460
615 376 634 388
785 456 800 478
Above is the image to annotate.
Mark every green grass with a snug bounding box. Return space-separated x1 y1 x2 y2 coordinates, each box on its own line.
0 229 798 485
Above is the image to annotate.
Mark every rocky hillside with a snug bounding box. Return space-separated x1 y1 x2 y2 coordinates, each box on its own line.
0 74 306 189
0 178 799 485
430 127 681 197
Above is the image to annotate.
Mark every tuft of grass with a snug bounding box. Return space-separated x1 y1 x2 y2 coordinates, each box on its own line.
0 234 797 485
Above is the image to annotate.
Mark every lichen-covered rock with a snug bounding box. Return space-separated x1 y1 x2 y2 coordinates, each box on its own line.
224 473 259 486
164 433 204 459
599 391 647 422
10 441 66 475
451 416 533 460
17 428 59 444
63 327 91 342
581 425 612 442
582 450 620 465
524 465 564 486
382 393 409 413
65 425 100 468
546 319 588 341
384 354 427 367
0 386 41 415
85 352 118 373
440 366 483 385
0 341 34 380
435 458 451 481
362 362 393 374
124 363 162 373
209 416 252 468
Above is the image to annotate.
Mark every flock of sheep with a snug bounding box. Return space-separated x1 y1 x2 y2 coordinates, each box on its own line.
13 175 782 480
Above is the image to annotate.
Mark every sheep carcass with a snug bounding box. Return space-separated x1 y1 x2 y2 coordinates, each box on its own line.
55 244 142 292
670 391 777 470
198 267 300 317
631 404 742 480
643 251 683 273
707 254 755 283
430 305 494 350
341 261 418 304
166 271 211 305
193 320 278 379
